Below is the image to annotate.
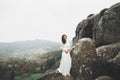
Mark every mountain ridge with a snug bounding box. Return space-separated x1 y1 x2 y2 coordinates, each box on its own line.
0 39 60 58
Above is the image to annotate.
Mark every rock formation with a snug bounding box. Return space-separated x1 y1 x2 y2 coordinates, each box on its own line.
71 38 98 80
71 41 120 80
39 70 73 80
73 3 120 47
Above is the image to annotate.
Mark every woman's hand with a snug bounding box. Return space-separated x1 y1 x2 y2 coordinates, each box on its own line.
67 49 71 53
64 49 71 54
64 50 68 54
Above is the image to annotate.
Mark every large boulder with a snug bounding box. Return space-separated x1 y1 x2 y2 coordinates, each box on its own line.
71 39 120 80
71 38 98 80
96 42 120 80
73 3 120 47
96 42 120 60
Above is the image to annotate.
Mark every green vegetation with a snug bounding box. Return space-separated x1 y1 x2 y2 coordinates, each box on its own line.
0 50 62 80
39 50 62 71
15 73 41 80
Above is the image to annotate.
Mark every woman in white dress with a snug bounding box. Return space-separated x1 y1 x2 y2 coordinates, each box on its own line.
57 34 72 76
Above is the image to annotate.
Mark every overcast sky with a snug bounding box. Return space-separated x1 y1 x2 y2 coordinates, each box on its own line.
0 0 119 42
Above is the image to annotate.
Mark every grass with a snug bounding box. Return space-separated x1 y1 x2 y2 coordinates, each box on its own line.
15 73 41 80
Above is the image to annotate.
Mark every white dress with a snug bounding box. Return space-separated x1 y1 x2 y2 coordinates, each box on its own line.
57 42 72 76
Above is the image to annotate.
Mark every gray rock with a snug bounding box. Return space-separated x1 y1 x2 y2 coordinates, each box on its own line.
96 42 120 60
39 70 73 80
96 42 120 80
71 38 98 80
73 2 120 47
71 39 120 80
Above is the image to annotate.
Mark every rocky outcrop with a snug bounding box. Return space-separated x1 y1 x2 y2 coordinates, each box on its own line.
71 38 98 80
96 42 120 60
39 70 73 80
73 2 120 47
71 40 120 80
71 3 120 79
96 42 120 80
39 73 73 80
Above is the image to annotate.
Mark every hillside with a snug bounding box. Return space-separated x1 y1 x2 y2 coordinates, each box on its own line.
0 40 60 59
0 50 62 80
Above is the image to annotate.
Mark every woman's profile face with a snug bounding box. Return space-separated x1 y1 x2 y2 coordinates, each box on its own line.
63 35 67 40
62 34 67 44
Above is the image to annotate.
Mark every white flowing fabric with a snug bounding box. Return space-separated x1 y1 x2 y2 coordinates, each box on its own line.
57 42 72 76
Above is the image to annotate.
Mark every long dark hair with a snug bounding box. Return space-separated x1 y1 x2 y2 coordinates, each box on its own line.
61 34 67 44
